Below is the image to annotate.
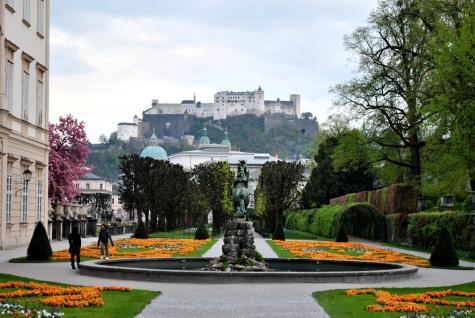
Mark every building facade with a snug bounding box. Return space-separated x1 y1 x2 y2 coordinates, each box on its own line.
0 0 50 248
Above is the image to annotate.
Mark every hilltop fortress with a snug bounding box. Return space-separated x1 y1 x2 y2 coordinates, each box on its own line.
117 87 316 144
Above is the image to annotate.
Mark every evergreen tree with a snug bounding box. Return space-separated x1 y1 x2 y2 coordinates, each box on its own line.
27 222 53 261
430 227 459 267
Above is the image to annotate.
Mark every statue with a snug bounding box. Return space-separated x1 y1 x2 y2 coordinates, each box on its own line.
232 160 250 218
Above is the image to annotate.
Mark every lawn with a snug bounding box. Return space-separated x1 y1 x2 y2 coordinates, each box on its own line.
266 240 298 258
267 240 429 266
284 230 331 240
314 281 475 318
0 273 159 318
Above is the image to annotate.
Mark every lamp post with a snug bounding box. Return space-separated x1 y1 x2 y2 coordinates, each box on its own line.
23 168 32 183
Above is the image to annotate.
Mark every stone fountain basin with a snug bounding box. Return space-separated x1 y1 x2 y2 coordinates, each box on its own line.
78 257 418 283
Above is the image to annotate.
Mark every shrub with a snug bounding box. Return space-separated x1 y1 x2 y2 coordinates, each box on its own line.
255 251 263 262
339 204 386 241
335 224 348 242
308 205 346 237
195 223 210 240
27 222 53 261
430 227 459 267
295 210 314 232
285 212 297 229
407 211 475 251
272 220 286 240
133 221 148 239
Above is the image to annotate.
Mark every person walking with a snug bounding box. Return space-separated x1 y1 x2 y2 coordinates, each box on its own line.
97 223 114 259
68 227 81 269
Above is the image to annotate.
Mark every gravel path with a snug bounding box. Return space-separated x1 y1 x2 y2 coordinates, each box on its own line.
1 235 474 318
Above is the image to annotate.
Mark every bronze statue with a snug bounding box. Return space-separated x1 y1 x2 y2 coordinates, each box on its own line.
232 160 250 218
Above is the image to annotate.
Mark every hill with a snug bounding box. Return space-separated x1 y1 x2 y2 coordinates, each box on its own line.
87 115 317 181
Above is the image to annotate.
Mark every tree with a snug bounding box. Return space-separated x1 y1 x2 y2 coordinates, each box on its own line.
27 222 53 261
301 112 313 119
256 161 304 240
118 154 148 229
302 128 375 208
427 1 475 194
49 115 89 204
193 161 234 235
331 0 437 193
430 227 459 267
99 134 108 144
77 193 112 221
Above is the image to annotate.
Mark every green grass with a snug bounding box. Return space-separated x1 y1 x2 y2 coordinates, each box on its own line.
148 228 198 239
266 240 298 258
384 242 475 263
177 238 218 257
284 229 331 240
314 281 475 318
0 273 159 318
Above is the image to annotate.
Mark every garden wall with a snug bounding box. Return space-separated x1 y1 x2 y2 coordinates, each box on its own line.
329 184 416 214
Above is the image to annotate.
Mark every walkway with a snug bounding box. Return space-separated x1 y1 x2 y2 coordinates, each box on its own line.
0 235 474 317
203 232 278 258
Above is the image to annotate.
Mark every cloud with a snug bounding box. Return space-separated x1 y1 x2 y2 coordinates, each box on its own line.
49 0 378 142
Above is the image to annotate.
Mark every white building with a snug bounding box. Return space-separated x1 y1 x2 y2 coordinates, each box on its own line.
168 144 279 193
75 173 112 194
0 0 50 248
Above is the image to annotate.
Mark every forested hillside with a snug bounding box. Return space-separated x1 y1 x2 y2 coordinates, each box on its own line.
87 115 317 181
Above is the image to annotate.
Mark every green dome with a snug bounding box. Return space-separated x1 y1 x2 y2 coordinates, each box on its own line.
141 146 168 160
221 128 231 147
199 126 211 145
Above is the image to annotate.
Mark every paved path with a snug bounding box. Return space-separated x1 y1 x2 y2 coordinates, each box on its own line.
1 236 474 318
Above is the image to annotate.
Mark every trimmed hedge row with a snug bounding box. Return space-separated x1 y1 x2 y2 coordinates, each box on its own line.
287 205 475 253
406 211 475 252
286 204 384 240
329 184 416 214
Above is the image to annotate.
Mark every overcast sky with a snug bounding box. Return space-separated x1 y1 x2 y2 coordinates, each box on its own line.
49 0 378 142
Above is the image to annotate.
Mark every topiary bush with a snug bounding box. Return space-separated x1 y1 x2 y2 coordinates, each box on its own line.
27 222 53 261
335 223 348 242
133 221 148 239
430 227 459 267
272 220 286 240
195 223 210 240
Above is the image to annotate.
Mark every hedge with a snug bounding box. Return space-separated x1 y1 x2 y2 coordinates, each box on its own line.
329 184 416 214
285 204 384 240
407 211 475 252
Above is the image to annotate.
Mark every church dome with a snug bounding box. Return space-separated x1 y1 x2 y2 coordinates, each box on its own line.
141 145 168 160
220 128 231 147
141 129 168 160
199 126 211 145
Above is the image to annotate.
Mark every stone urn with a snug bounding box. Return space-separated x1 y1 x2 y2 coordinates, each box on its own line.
54 204 64 221
78 205 88 220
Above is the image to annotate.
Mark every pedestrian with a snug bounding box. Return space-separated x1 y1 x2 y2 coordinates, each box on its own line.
68 227 81 269
97 223 114 259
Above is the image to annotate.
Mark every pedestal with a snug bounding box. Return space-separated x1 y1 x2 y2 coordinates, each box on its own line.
222 219 256 259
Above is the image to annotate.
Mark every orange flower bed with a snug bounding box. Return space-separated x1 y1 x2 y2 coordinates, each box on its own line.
274 240 429 266
0 281 131 307
345 288 475 312
52 238 210 260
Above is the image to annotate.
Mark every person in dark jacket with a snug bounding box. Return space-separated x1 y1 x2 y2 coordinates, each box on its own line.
97 223 114 259
68 227 81 269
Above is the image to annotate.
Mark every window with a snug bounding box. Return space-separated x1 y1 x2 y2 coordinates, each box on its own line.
37 79 44 126
86 183 90 190
22 71 29 120
21 165 29 222
6 163 13 223
112 198 115 204
36 181 43 222
6 61 14 112
75 183 79 189
6 0 15 11
37 0 45 35
100 183 103 190
23 0 30 23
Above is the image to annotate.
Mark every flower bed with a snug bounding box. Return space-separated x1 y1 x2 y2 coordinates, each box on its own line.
0 281 131 309
273 240 429 266
345 288 475 313
52 238 210 260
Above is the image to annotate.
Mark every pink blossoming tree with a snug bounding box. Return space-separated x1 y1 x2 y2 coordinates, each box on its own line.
49 115 89 204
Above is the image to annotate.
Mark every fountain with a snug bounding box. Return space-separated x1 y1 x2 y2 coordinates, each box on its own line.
79 161 418 283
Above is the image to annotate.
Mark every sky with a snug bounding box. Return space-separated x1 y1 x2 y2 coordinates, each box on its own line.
49 0 378 142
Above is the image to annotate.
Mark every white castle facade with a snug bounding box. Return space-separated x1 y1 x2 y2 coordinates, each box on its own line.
118 87 301 141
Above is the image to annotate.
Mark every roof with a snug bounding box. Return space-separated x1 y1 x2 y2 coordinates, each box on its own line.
118 122 137 126
181 100 195 104
79 172 104 180
141 145 168 160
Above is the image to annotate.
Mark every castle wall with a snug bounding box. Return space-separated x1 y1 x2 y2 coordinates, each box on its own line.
117 123 137 142
142 113 197 139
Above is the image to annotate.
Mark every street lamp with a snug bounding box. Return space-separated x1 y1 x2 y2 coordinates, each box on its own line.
23 168 32 183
